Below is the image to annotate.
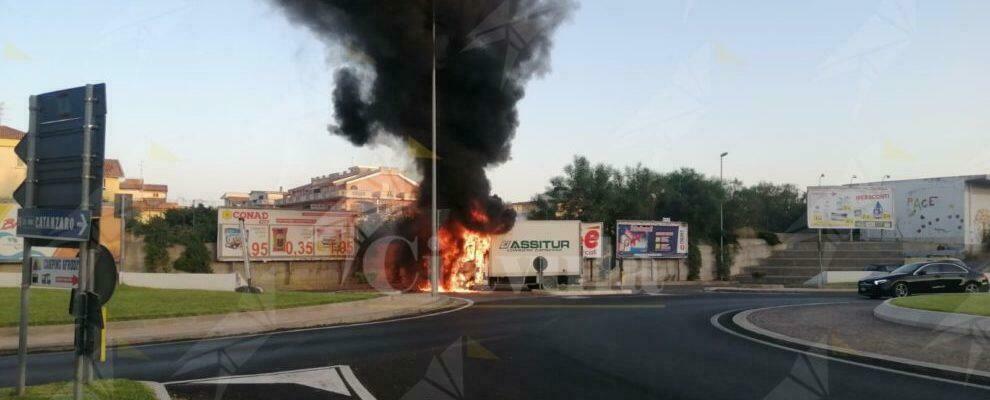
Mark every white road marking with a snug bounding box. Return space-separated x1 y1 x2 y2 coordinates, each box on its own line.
710 307 990 391
165 365 376 399
338 365 377 400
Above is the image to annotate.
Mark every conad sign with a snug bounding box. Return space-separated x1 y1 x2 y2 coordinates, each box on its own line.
216 208 358 261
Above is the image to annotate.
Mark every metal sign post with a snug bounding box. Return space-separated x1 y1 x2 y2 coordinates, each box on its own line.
818 229 824 289
15 95 39 396
114 194 132 272
240 218 253 288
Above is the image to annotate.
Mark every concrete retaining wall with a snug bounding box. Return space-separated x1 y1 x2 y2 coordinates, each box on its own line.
803 271 886 285
698 238 780 281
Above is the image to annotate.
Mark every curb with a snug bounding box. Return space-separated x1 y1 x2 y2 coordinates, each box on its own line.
141 381 172 400
532 289 634 296
1 295 468 355
727 303 990 381
704 287 856 294
874 299 990 338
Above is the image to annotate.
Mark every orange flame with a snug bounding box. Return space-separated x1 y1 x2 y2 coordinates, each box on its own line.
418 204 494 292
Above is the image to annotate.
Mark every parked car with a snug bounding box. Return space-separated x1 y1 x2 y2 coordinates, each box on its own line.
858 261 989 298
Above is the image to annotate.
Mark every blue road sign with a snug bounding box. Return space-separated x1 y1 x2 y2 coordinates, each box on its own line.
13 84 106 211
16 208 92 241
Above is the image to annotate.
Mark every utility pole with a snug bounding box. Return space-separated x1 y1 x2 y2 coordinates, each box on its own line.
430 8 439 297
816 173 825 288
849 175 857 242
719 152 728 280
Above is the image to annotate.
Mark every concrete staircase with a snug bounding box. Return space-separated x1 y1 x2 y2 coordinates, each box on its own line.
734 239 908 286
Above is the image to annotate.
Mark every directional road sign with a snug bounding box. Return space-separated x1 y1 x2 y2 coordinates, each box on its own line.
13 84 106 211
16 208 91 241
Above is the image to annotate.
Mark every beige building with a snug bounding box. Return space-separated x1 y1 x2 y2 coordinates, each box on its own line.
278 166 418 217
0 126 26 200
249 190 285 207
221 192 250 207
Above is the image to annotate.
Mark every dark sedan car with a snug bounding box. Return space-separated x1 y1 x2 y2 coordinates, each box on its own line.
858 261 989 298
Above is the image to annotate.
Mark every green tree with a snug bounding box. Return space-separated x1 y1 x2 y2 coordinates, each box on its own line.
533 156 808 281
132 205 217 273
726 182 806 233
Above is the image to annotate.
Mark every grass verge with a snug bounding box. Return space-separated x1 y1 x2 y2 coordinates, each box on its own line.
891 293 990 317
0 379 154 400
0 286 380 327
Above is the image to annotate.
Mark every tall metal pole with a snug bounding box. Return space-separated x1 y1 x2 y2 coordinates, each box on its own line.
818 227 824 288
719 152 727 280
119 203 126 273
849 175 856 242
239 218 253 289
74 83 97 399
430 12 439 297
816 175 825 288
16 95 39 396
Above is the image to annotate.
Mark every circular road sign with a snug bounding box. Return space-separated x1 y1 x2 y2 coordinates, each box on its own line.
532 256 548 273
94 245 119 306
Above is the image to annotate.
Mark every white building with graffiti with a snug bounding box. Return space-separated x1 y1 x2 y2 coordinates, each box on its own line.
850 175 990 252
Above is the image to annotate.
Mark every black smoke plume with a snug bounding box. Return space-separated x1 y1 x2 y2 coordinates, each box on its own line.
274 0 575 288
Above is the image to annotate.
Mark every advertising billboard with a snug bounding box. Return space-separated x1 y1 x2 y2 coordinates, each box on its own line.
0 202 56 262
580 222 603 258
616 220 688 259
807 186 894 230
216 208 358 261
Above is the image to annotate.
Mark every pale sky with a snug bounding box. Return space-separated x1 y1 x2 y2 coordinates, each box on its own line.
2 0 989 204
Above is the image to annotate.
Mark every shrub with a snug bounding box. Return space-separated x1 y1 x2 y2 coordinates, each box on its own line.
687 242 701 280
132 205 217 272
757 231 781 246
172 240 213 273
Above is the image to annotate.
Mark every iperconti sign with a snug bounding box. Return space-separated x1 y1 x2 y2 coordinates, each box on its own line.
31 257 80 289
807 186 895 230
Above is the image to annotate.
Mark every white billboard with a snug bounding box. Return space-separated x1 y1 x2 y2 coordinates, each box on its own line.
807 186 894 230
580 222 603 259
216 208 357 261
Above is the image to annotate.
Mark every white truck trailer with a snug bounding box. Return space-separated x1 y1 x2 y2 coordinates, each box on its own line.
488 220 582 287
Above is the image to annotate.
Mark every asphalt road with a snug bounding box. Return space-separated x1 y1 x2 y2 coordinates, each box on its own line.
2 289 989 399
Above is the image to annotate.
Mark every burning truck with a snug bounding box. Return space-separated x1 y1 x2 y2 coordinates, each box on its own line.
433 220 582 291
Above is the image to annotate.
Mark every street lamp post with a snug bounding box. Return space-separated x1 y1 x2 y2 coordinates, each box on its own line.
849 175 857 241
430 13 439 297
719 152 728 280
880 175 890 241
818 173 825 186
